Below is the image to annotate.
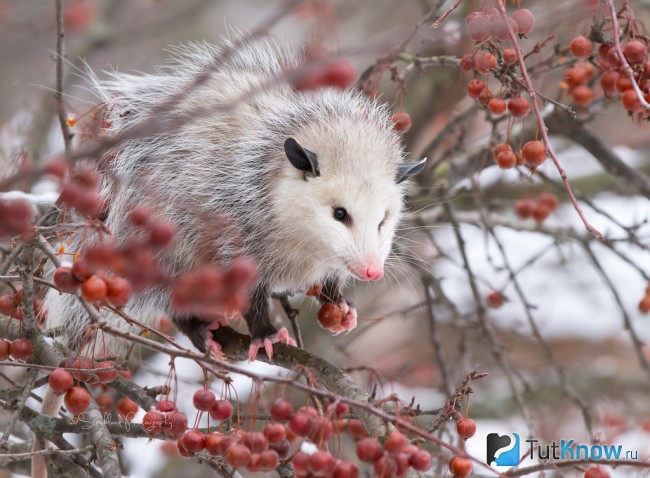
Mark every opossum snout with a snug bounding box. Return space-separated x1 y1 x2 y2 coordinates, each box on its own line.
349 257 384 281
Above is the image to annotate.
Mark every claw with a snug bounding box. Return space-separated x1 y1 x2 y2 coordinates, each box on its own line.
247 327 297 362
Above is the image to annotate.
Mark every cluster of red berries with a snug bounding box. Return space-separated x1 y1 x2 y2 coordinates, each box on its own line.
465 7 535 42
171 259 256 316
350 431 432 478
0 288 45 323
52 205 175 298
0 337 33 361
0 200 33 239
638 282 650 314
514 192 560 222
492 139 546 170
48 360 136 416
565 34 650 115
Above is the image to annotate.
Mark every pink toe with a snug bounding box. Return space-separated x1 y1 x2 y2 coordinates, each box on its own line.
264 338 274 358
248 343 261 362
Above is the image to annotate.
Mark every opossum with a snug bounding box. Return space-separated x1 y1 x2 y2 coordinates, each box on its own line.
43 34 425 361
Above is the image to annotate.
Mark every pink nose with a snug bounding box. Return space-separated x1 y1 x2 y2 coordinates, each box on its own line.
363 265 384 281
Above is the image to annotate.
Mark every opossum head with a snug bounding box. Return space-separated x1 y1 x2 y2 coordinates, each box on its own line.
275 116 424 284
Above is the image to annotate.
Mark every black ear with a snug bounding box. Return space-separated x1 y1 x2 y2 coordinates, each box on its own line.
396 158 427 184
284 137 320 179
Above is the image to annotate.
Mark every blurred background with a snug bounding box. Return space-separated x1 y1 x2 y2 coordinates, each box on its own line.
1 0 650 477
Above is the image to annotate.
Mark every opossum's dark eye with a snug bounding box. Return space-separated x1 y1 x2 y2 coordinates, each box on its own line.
333 207 350 224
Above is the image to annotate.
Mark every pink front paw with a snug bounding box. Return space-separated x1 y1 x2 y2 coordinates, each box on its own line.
248 327 297 362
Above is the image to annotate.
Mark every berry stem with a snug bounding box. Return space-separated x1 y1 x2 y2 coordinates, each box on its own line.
495 0 604 240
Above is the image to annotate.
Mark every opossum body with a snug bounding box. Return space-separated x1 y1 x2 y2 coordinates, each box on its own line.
44 34 425 358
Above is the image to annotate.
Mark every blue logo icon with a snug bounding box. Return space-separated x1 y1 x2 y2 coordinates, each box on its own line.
486 433 520 466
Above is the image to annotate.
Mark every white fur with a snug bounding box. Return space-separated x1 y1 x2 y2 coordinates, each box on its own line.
44 33 407 348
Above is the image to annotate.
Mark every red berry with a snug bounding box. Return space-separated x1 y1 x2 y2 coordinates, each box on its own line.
570 36 594 58
129 206 150 226
410 450 432 471
105 276 132 307
270 398 293 421
565 66 588 86
373 456 398 478
321 59 357 90
81 275 107 302
94 360 117 383
244 431 269 454
96 393 113 414
64 386 91 415
607 46 622 67
585 467 610 478
259 449 280 471
0 339 10 360
391 112 412 133
289 411 314 436
522 140 546 167
638 295 650 314
488 98 507 115
271 439 291 460
623 40 647 65
164 411 188 437
333 461 358 478
493 143 512 160
600 70 619 95
64 357 94 382
532 202 552 222
142 410 164 435
538 193 559 211
491 16 519 42
156 399 176 413
508 97 530 117
615 75 634 93
226 444 252 468
317 303 343 329
117 398 138 421
10 338 32 360
348 419 369 439
467 79 487 99
177 437 193 458
357 438 383 462
0 295 16 316
515 198 536 219
49 368 74 395
263 422 287 444
503 49 517 65
205 432 224 455
622 89 642 112
308 451 336 476
193 389 216 412
477 88 494 107
384 431 408 454
467 15 491 42
292 451 310 475
182 430 206 453
43 157 69 178
449 456 473 477
496 151 517 169
148 221 175 247
209 399 233 420
487 291 503 308
572 85 593 107
456 418 477 438
511 9 535 34
217 434 240 456
53 265 81 293
460 54 474 71
475 52 497 73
